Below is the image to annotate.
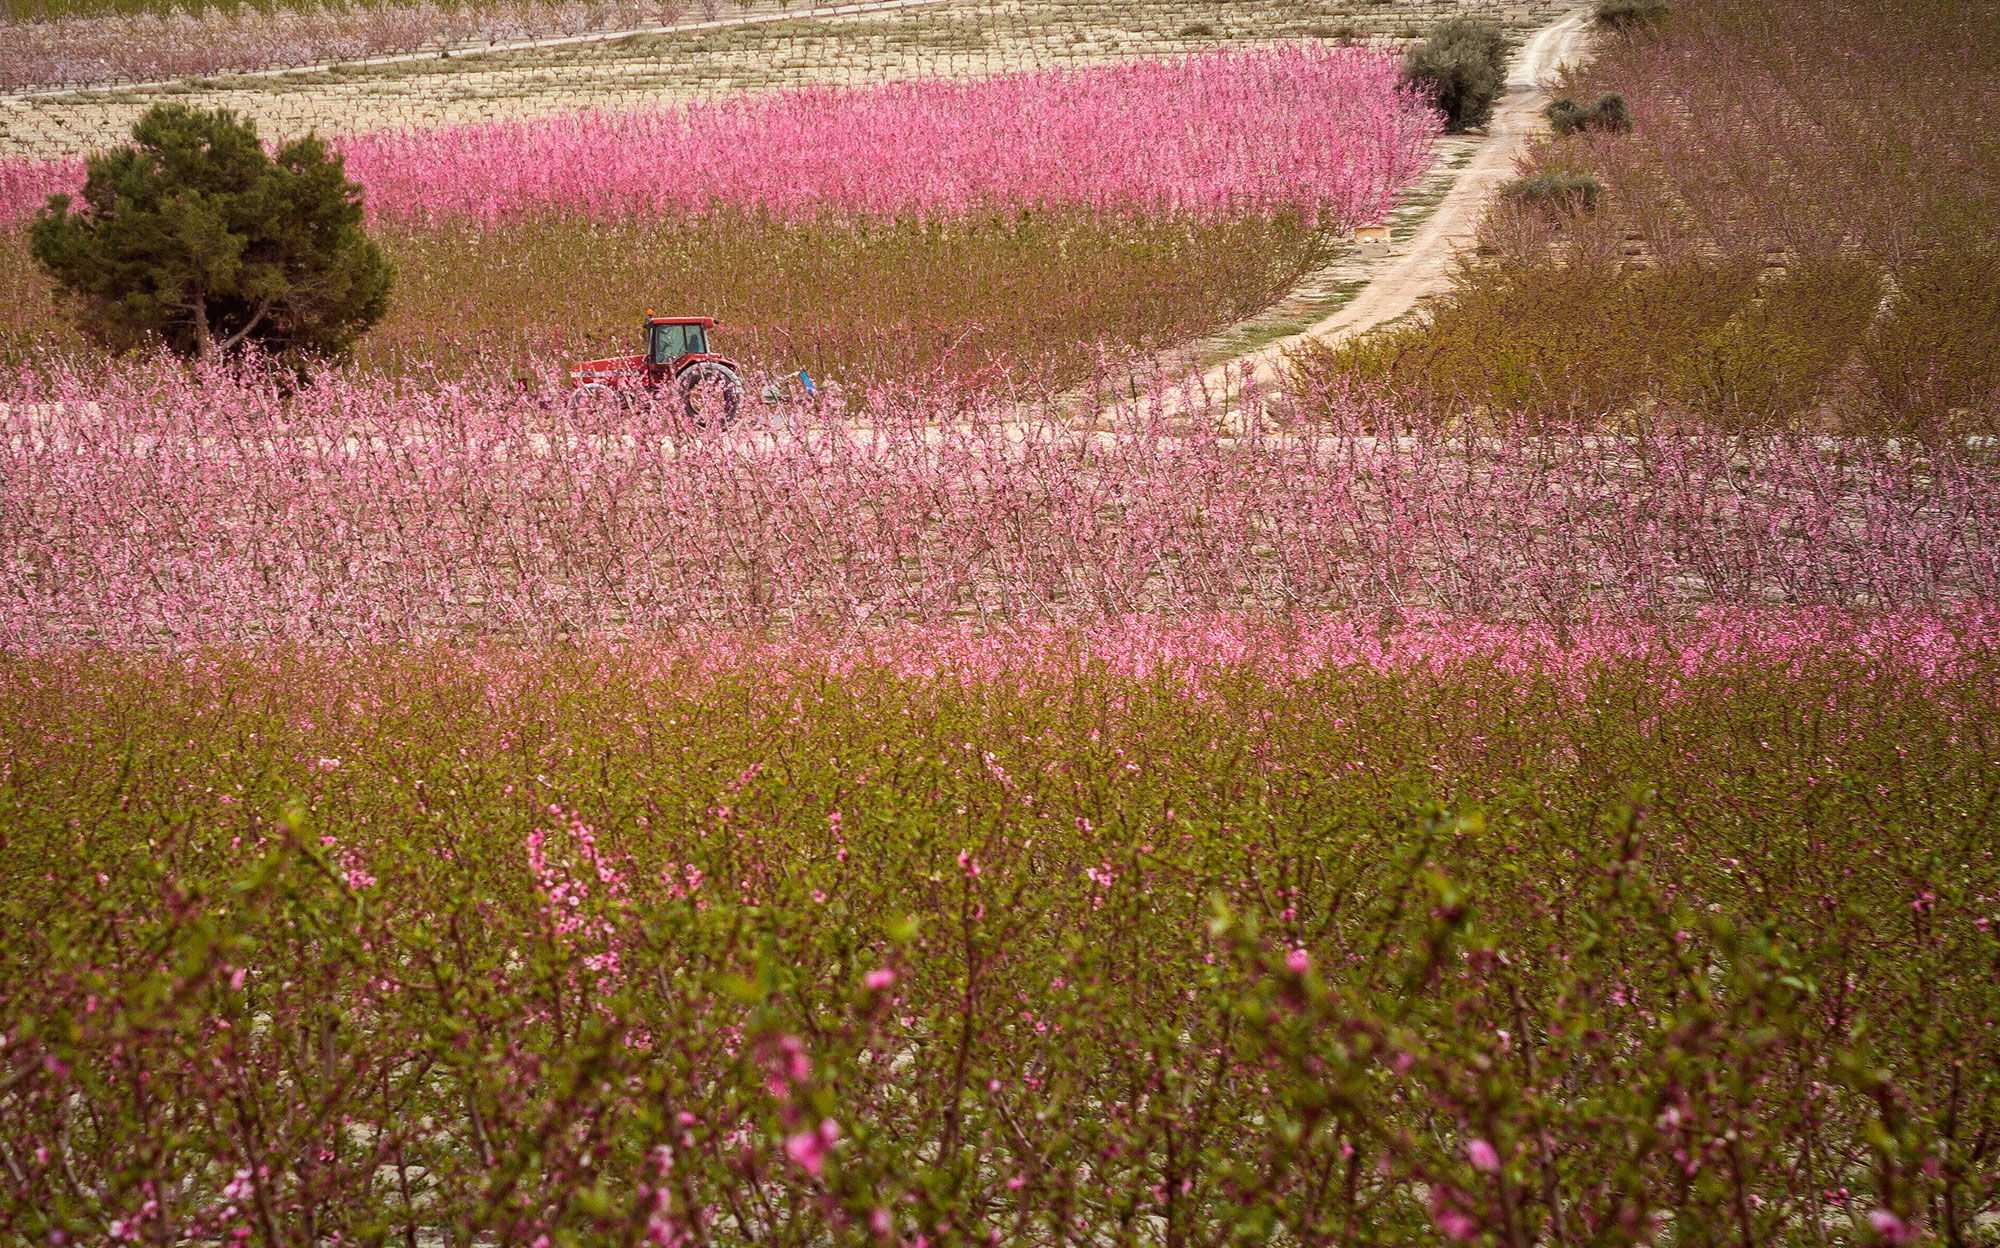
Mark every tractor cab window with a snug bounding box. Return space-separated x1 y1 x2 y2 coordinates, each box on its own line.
650 323 685 364
650 323 709 363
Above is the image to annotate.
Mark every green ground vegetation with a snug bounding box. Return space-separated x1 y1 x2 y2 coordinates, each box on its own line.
2 634 1995 1239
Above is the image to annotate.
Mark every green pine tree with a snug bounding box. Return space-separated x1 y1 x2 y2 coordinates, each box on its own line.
30 104 393 362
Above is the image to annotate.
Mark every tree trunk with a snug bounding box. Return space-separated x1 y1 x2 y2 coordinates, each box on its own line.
190 287 214 362
219 299 274 355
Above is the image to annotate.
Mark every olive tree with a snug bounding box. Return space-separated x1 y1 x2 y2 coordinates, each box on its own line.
1403 19 1510 132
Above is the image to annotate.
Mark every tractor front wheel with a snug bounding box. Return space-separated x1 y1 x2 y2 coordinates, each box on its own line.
678 362 743 430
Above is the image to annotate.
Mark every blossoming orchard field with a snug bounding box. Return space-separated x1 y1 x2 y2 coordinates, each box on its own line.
3 0 1999 1243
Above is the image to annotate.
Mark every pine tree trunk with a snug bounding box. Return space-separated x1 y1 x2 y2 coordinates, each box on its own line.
191 287 214 362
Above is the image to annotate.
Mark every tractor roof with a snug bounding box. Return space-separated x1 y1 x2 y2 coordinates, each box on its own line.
646 315 719 327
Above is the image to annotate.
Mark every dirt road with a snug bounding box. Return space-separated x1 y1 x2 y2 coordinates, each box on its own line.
1194 6 1595 404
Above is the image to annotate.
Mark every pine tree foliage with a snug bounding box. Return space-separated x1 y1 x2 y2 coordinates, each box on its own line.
30 104 392 361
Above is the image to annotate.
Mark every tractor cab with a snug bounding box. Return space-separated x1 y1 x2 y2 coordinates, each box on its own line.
647 316 715 367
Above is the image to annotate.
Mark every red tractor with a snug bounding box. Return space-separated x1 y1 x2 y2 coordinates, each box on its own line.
569 313 745 427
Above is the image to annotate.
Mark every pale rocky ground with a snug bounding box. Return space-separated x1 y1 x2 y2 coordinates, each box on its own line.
2 0 1565 159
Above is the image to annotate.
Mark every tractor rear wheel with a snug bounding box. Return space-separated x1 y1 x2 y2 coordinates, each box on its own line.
678 361 743 430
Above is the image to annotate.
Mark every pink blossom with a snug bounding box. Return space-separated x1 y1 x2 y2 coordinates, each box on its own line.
1467 1138 1501 1174
781 1132 820 1174
5 45 1434 228
0 0 721 92
784 1119 839 1177
6 359 1993 648
763 1034 812 1086
1429 1186 1480 1242
345 46 1430 228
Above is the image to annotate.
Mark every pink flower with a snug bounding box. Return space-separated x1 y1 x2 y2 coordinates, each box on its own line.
784 1130 825 1177
10 350 1994 651
865 967 897 990
784 1119 839 1177
1868 1211 1916 1246
1285 948 1311 974
1467 1138 1501 1174
1429 1183 1480 1239
327 45 1433 229
784 1040 811 1084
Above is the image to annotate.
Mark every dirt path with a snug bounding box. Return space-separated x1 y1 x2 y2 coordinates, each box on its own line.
1191 5 1595 405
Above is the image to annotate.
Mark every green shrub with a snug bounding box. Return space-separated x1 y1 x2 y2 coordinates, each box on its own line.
1403 19 1509 132
1547 92 1633 135
1592 92 1634 130
1500 170 1606 211
7 202 1343 388
1596 0 1668 29
1545 96 1587 134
